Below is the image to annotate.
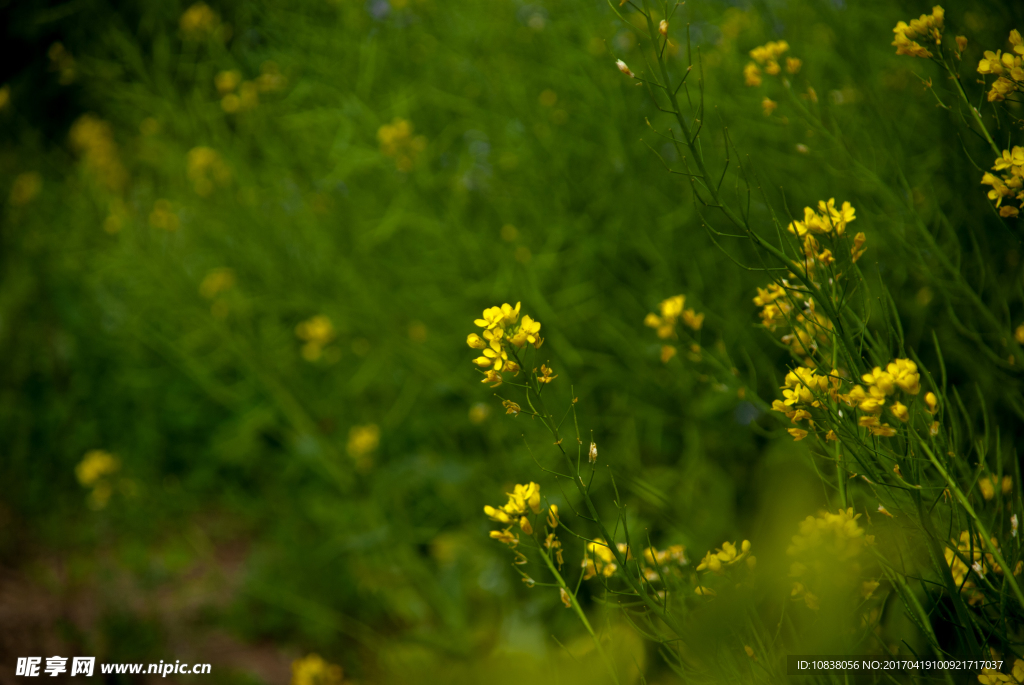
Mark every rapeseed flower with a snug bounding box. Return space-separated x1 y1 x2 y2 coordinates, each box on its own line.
186 147 231 196
467 302 544 385
891 6 944 59
697 539 752 574
296 315 335 361
378 118 427 172
644 294 704 342
982 146 1024 217
290 654 344 685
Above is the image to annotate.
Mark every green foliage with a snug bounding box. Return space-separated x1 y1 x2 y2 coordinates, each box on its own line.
2 0 1024 682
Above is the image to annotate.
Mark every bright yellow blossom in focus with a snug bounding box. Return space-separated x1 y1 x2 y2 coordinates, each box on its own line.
290 654 344 685
697 539 751 575
982 146 1024 217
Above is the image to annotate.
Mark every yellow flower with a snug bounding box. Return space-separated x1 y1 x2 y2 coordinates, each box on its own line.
481 370 503 388
484 505 512 524
199 268 235 299
660 345 677 363
69 114 127 192
788 427 809 441
378 118 427 171
743 62 762 87
215 69 242 94
502 399 521 415
76 450 120 487
887 358 920 394
925 391 939 414
890 401 909 423
186 146 231 196
979 476 996 501
148 199 179 231
851 232 867 262
490 528 518 547
762 97 778 116
1002 475 1013 495
290 654 344 685
546 505 559 528
467 333 488 349
347 424 380 466
180 3 222 41
296 315 334 361
786 57 802 74
868 423 897 437
536 364 558 384
9 172 42 206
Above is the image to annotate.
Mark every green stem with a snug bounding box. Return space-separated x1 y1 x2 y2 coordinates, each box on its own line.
537 542 623 685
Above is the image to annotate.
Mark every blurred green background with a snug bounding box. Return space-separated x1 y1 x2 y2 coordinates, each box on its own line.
2 0 1023 681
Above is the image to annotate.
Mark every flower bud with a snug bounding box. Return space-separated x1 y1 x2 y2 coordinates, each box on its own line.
616 59 635 79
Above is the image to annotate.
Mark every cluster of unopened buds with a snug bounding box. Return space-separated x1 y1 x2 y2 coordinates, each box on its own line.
467 302 543 388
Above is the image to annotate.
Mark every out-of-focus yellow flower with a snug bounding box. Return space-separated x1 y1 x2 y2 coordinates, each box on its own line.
762 97 777 116
978 658 1024 685
199 267 235 299
851 232 867 262
645 294 704 341
743 62 762 87
0 84 10 110
187 147 231 196
256 61 288 93
890 401 909 423
660 345 677 363
48 43 76 84
149 199 179 231
180 3 223 41
9 172 42 206
978 476 996 501
468 402 490 424
546 504 559 528
378 118 427 172
786 57 802 74
290 653 344 685
70 115 128 192
215 70 242 94
584 538 618 579
490 528 518 547
749 40 790 79
347 424 380 471
296 315 334 361
76 450 120 487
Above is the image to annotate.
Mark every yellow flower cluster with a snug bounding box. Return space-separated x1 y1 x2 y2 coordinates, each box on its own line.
787 509 874 610
743 40 800 87
583 538 629 579
639 544 687 582
296 315 335 361
467 302 543 388
290 654 344 685
982 146 1024 218
180 3 225 41
839 358 920 438
187 147 231 196
76 450 121 510
149 199 179 231
787 198 856 237
977 30 1024 103
772 366 835 441
697 539 753 574
217 63 287 113
644 294 704 363
69 114 128 193
891 6 944 59
753 282 831 360
377 118 427 172
944 531 1002 606
484 482 542 546
978 658 1024 685
978 474 1013 501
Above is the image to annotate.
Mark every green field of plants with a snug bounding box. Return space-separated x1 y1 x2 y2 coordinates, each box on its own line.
2 0 1024 682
